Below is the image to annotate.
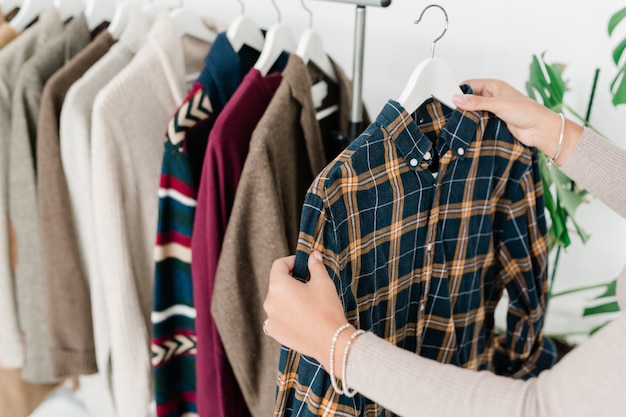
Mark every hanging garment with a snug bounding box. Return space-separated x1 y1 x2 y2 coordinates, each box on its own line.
276 95 557 416
60 11 155 417
90 12 219 417
0 6 64 371
8 11 90 384
151 31 279 417
190 66 282 416
37 28 116 380
212 54 353 417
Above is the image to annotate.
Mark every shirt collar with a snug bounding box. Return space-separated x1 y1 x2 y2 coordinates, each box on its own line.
379 85 481 170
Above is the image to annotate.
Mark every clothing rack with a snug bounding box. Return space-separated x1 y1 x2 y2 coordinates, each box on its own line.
314 0 391 141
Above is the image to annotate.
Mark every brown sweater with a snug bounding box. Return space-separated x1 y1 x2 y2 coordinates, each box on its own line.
37 29 115 378
213 54 355 417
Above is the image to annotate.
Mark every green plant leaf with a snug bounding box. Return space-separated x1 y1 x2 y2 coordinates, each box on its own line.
583 301 621 317
589 320 613 336
570 216 590 244
594 279 618 299
611 70 626 106
555 186 585 217
526 54 567 110
551 281 614 298
612 37 626 65
608 7 626 36
609 8 626 106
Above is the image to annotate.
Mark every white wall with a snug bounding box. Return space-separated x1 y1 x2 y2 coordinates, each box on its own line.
164 0 626 335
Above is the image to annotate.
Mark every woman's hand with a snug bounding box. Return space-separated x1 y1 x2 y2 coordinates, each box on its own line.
263 251 351 373
453 79 583 166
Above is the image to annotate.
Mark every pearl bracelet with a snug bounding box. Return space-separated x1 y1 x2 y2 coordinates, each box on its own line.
341 329 365 398
547 112 565 169
329 323 352 394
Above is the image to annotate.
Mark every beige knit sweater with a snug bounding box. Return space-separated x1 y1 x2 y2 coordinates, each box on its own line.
346 127 626 417
90 12 224 416
59 11 154 417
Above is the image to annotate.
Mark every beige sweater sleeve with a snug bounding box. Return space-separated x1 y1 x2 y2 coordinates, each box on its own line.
346 127 626 417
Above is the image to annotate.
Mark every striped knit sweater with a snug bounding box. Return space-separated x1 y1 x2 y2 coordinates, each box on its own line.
151 32 262 417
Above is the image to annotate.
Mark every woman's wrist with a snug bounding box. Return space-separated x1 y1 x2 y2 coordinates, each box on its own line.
540 111 583 167
554 118 583 166
327 325 364 380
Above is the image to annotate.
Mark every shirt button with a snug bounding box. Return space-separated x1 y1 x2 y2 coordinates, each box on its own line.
419 118 424 123
424 151 432 160
458 147 465 156
410 158 418 167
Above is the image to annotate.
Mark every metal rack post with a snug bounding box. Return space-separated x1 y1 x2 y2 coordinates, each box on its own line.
314 0 391 141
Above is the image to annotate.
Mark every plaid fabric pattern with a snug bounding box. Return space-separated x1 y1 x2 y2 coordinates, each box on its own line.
276 93 556 416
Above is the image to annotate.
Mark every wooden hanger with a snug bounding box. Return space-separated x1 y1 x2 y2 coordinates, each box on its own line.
253 0 295 76
226 0 264 52
397 4 463 113
9 0 51 30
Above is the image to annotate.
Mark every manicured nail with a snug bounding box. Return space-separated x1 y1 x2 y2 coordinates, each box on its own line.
312 250 323 261
453 94 468 105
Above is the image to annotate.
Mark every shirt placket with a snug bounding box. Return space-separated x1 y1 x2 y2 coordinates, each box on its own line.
417 147 450 349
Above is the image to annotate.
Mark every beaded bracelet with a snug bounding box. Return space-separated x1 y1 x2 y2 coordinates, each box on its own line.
329 323 352 394
341 329 365 398
547 112 565 169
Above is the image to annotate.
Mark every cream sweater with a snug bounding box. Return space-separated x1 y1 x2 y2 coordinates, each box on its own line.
90 12 222 416
346 127 626 417
59 11 154 417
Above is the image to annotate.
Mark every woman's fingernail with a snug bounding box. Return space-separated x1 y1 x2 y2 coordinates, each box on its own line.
312 250 323 261
453 94 468 105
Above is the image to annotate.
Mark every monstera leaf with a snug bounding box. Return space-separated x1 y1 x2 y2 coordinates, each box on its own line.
584 278 620 335
609 7 626 105
526 54 589 252
527 53 567 111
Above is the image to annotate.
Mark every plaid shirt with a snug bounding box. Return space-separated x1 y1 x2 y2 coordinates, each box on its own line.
276 93 557 416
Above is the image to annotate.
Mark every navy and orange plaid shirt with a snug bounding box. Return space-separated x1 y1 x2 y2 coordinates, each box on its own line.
276 91 557 416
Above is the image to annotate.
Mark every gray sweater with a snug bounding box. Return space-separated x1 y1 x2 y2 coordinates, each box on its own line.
8 12 90 383
0 6 63 371
346 127 626 417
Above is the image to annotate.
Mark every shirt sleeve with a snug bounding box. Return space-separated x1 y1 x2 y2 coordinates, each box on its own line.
493 148 557 378
276 188 364 416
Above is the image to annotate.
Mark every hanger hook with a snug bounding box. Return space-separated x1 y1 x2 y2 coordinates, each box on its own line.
271 0 281 23
414 4 449 59
300 0 313 28
236 0 245 14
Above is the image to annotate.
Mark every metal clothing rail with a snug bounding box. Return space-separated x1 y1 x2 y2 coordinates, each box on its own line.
314 0 391 141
